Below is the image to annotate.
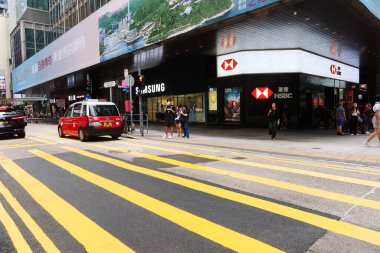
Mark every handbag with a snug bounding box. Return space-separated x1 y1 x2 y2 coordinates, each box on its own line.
358 115 363 123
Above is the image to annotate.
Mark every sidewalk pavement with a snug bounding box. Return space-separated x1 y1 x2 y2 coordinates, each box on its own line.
123 124 380 166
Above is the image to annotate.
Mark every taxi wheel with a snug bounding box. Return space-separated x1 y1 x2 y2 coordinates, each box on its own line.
58 127 65 138
111 135 120 140
79 128 87 142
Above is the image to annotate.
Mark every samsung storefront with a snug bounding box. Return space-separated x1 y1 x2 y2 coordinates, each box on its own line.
11 0 380 128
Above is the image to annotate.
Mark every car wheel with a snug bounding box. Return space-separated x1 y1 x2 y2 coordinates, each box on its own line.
79 128 87 142
58 127 65 138
18 131 25 138
111 135 120 140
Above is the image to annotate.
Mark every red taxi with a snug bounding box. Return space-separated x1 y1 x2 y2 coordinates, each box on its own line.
58 101 123 142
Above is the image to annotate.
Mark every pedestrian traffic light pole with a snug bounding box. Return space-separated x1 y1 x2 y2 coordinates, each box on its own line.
138 66 144 136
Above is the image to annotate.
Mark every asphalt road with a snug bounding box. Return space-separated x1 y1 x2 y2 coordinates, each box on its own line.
0 124 379 253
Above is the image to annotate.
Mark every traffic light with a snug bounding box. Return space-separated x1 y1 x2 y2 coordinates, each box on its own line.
138 75 145 83
137 75 145 90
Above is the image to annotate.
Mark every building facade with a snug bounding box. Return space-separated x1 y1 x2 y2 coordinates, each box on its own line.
0 0 11 99
10 0 111 69
10 0 380 128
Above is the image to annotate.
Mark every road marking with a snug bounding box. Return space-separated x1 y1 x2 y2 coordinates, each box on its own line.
0 182 60 253
62 146 380 247
146 137 380 164
0 158 135 253
28 136 55 145
31 149 284 253
88 143 380 211
33 135 72 144
0 202 33 253
0 143 45 150
119 142 380 188
137 139 380 175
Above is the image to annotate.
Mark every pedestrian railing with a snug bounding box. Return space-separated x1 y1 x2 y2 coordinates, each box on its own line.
123 114 149 135
27 118 59 124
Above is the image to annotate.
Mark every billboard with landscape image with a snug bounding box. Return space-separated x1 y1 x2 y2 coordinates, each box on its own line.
98 0 278 62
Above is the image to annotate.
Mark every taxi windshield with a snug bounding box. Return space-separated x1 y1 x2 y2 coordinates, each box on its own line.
89 105 119 116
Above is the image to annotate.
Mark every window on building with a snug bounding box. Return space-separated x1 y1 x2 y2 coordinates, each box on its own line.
27 0 48 11
35 29 45 52
25 28 35 59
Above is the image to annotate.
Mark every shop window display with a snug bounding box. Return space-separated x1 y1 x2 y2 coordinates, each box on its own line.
147 93 205 123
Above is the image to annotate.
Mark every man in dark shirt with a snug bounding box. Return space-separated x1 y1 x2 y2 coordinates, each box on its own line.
163 98 176 138
268 103 280 140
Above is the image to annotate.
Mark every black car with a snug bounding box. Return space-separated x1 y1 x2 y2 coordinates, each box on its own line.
0 107 27 138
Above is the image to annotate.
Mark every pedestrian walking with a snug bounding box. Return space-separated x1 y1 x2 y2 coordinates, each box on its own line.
364 96 380 146
268 103 280 140
335 102 346 135
180 105 190 139
175 106 182 137
350 103 359 135
163 98 176 139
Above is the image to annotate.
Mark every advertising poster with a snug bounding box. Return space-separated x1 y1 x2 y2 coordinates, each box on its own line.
98 0 279 62
208 88 218 111
224 87 240 122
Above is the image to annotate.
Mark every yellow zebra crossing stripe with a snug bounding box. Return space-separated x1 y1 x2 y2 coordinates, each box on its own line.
28 136 55 145
0 202 33 253
62 146 380 247
88 143 380 211
119 142 380 188
30 148 284 253
0 182 60 253
0 158 135 253
137 139 380 175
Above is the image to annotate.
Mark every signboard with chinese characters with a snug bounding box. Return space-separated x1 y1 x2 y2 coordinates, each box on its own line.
274 86 293 99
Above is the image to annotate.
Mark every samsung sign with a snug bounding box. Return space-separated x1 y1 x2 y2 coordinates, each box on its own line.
136 83 166 95
217 49 359 83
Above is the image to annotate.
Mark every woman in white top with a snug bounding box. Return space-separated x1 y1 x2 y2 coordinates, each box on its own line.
364 96 380 146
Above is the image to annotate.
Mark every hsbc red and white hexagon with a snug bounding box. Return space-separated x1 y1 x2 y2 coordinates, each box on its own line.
221 59 238 71
330 65 337 74
251 87 273 100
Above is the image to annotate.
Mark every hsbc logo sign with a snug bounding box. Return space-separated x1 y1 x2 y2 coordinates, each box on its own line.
251 87 273 100
221 59 238 71
252 86 293 100
330 64 342 76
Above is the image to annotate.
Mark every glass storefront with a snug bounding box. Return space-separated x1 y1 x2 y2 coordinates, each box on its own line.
147 93 205 123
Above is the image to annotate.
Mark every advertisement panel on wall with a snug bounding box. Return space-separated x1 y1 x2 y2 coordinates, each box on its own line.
12 0 279 93
360 0 380 20
99 0 279 62
224 87 240 122
217 50 360 83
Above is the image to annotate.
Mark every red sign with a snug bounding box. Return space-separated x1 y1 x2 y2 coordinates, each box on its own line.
251 87 273 100
330 65 337 74
221 59 238 71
